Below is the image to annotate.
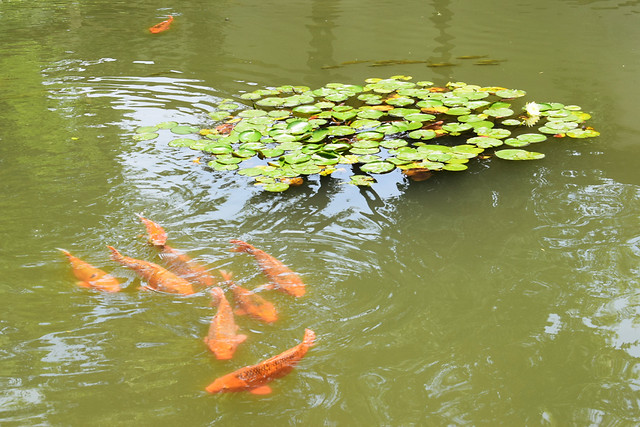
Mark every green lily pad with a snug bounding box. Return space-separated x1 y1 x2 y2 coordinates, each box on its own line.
360 161 396 174
287 120 313 135
260 148 285 158
256 97 285 107
445 107 472 116
466 136 503 148
475 128 511 139
405 113 437 122
283 152 311 164
379 139 408 149
171 125 200 135
350 175 375 186
327 126 355 136
263 182 290 192
443 163 468 171
495 149 545 160
495 89 526 99
356 131 384 141
238 109 268 118
208 111 230 121
483 107 514 118
566 129 600 138
351 119 382 130
357 109 386 120
442 123 473 135
408 129 437 140
501 119 522 126
208 161 239 171
133 132 159 141
156 121 178 129
215 155 243 165
292 105 322 117
169 138 197 147
332 110 358 121
238 130 263 143
306 129 329 143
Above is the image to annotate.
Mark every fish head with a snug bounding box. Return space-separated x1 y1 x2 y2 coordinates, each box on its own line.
212 341 237 360
256 307 278 323
206 373 248 393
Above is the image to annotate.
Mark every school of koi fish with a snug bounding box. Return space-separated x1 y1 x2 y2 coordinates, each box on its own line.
59 214 314 396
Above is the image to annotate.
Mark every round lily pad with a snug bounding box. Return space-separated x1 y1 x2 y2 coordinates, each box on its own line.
466 136 503 148
156 121 178 129
566 129 600 138
168 138 197 147
171 125 200 135
238 129 263 143
263 182 290 192
360 161 395 174
133 132 159 141
408 129 437 140
495 149 545 160
287 120 312 135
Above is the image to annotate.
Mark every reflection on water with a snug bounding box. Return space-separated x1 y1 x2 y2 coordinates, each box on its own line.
2 0 640 424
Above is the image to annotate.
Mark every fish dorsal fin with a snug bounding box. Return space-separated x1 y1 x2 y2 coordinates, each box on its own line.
250 385 272 395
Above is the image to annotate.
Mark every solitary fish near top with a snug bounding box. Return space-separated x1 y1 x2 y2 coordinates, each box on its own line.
107 246 194 295
149 15 174 34
206 328 315 395
220 270 278 324
204 287 247 360
229 239 305 297
58 249 121 293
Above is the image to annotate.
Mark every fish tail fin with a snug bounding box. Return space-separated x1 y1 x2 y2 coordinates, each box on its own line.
303 329 316 347
219 270 233 282
106 245 122 261
229 239 254 254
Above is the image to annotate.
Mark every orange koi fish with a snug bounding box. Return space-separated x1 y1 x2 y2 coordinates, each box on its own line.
206 328 315 395
149 15 174 34
136 213 168 246
204 287 247 360
58 249 121 293
229 240 305 297
220 270 278 324
107 246 194 295
160 245 217 290
136 214 217 289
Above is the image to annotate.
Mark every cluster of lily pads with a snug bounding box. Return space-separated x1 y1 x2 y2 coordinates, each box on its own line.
134 75 599 192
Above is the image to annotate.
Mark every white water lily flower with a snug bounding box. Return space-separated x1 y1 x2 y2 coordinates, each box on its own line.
525 101 541 117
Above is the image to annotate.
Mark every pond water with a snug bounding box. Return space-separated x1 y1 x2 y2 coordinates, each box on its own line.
1 0 640 425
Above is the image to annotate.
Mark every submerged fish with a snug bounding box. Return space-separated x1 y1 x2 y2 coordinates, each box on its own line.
136 213 168 246
204 287 247 360
107 246 194 295
206 328 315 395
161 245 217 290
220 270 278 324
229 239 305 297
58 249 121 293
149 15 174 34
136 214 217 289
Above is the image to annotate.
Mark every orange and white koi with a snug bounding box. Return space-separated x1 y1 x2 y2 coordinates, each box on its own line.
206 328 315 395
136 213 168 246
149 15 174 34
229 239 305 297
107 246 194 295
204 287 247 360
58 249 121 293
220 270 278 324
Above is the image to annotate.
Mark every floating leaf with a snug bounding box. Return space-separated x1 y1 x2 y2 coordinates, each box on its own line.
171 125 200 135
483 107 514 118
263 182 290 192
466 136 503 148
495 149 545 160
566 129 600 138
408 129 437 140
238 129 263 143
360 161 396 174
260 148 285 158
133 132 159 141
495 89 526 99
442 123 473 135
350 175 375 186
475 127 511 138
156 121 178 129
169 138 197 147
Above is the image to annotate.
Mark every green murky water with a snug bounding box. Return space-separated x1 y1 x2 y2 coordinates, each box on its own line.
1 0 639 425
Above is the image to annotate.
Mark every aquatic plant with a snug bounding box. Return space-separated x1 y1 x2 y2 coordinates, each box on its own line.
139 75 599 192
